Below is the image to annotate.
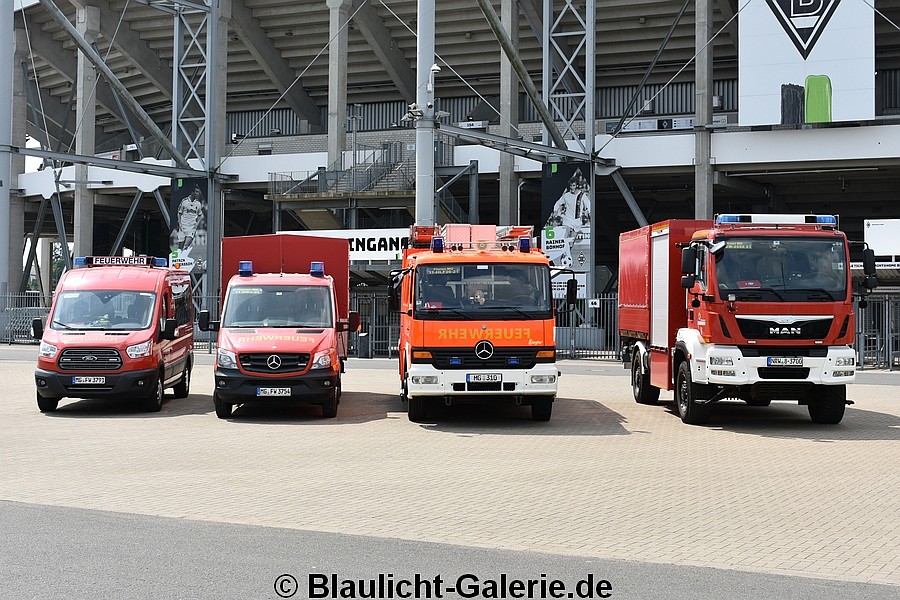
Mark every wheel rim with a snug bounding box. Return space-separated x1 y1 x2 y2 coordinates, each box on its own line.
155 377 163 408
677 374 688 414
632 355 641 396
184 369 190 394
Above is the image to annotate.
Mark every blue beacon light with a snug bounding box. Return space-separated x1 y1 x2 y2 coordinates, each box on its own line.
238 261 254 277
310 261 326 277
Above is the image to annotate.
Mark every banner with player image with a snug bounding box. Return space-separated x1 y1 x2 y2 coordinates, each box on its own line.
168 178 208 274
540 162 592 275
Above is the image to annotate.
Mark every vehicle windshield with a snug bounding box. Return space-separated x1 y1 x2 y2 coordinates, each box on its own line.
222 285 333 328
414 263 551 320
50 290 157 330
714 236 847 301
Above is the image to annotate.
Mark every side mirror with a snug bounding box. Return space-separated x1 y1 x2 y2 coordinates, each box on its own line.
388 271 402 312
198 310 211 331
865 275 878 290
31 317 44 339
565 278 577 307
161 318 178 340
681 275 696 288
681 246 698 275
863 248 876 276
348 311 360 332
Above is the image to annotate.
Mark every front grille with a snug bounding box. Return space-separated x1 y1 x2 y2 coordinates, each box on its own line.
58 348 122 371
736 318 833 340
740 347 827 358
425 348 546 370
240 353 310 374
757 367 810 380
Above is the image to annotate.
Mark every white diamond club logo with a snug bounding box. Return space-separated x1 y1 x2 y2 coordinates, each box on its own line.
765 0 841 60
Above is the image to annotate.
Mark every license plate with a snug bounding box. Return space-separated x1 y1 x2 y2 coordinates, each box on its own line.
72 376 105 385
257 387 291 397
466 373 501 383
767 357 803 367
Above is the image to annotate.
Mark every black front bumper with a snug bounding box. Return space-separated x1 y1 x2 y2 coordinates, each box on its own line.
35 367 157 400
214 368 338 405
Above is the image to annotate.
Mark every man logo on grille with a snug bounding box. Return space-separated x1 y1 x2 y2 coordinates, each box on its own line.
474 340 494 360
267 355 282 370
766 0 840 60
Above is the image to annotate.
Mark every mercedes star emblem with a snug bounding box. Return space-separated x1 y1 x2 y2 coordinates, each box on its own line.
266 354 282 370
474 340 494 360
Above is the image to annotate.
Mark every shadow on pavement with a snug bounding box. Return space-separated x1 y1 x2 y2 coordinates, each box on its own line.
663 399 900 441
410 396 630 436
211 391 404 425
44 393 212 419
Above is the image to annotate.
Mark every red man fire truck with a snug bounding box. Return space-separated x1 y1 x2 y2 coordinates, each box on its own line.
619 214 877 425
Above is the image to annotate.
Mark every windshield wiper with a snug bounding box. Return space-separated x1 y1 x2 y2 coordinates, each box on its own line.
792 288 838 301
754 287 786 301
480 305 535 318
51 320 77 330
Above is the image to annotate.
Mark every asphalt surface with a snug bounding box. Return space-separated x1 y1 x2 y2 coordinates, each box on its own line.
2 500 897 600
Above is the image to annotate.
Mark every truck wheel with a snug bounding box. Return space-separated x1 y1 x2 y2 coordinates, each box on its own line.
675 362 711 425
213 391 233 419
408 395 427 422
142 373 164 412
632 352 660 405
808 385 846 424
531 396 553 421
36 391 59 413
173 362 191 399
322 386 339 418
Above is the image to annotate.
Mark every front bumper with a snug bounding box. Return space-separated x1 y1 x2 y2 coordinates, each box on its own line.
406 363 559 398
213 368 339 405
35 367 158 399
700 346 857 386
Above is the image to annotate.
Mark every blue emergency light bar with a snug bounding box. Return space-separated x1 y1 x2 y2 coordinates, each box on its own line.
310 261 326 277
715 214 838 227
519 236 531 253
74 256 164 267
238 260 254 277
431 237 445 253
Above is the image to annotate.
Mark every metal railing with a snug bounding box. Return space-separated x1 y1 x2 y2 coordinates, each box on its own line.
6 291 899 369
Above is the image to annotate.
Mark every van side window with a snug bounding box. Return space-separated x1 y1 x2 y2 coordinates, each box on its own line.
173 285 192 326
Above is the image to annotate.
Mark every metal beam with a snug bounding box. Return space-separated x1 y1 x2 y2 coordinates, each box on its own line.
20 16 148 138
229 1 322 126
475 0 567 151
1 145 210 179
438 123 610 165
37 0 191 168
351 0 415 102
86 0 175 101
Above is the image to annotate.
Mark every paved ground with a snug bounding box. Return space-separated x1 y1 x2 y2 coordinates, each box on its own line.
1 347 898 589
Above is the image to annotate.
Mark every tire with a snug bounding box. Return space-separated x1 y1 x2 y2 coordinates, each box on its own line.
36 391 59 413
322 381 339 418
408 395 426 422
808 385 846 424
675 361 711 425
531 396 553 421
142 373 164 412
632 352 660 405
744 398 772 407
172 362 191 399
213 391 233 419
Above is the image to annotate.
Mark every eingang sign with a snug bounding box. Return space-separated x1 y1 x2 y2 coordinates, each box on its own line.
287 229 409 261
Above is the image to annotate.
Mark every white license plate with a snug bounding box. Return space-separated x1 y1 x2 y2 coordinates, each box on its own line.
466 373 501 383
72 376 105 385
257 387 291 397
767 357 803 367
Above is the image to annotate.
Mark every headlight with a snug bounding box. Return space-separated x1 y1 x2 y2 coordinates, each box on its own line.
709 356 734 366
126 340 153 359
834 356 855 367
311 350 333 370
39 341 58 359
217 348 238 369
410 375 439 385
530 374 557 384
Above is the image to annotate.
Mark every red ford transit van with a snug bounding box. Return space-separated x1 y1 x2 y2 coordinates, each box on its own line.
33 256 194 412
